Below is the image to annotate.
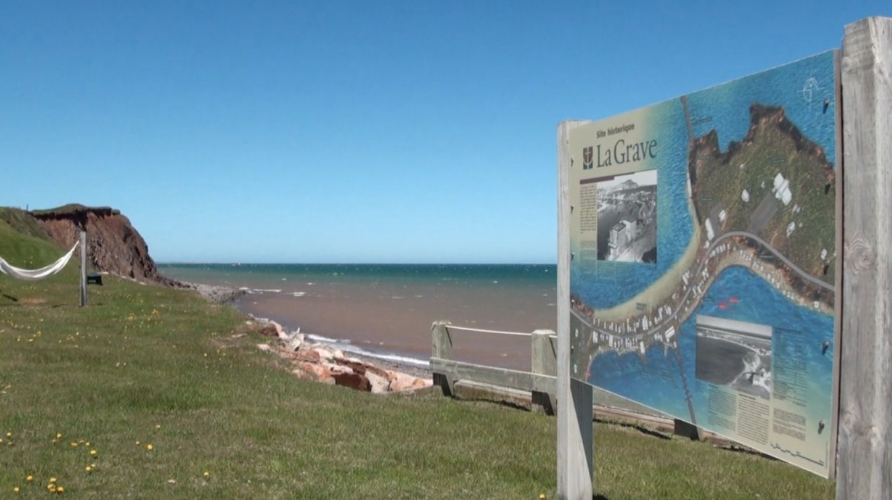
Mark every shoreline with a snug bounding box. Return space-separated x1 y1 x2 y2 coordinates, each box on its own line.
333 349 431 379
233 298 434 377
244 311 433 379
247 315 433 393
170 280 248 304
173 277 434 381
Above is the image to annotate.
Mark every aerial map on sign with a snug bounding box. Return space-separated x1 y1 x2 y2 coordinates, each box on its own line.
567 51 839 477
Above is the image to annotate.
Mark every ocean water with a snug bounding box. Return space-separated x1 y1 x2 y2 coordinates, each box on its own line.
159 263 557 370
694 336 752 385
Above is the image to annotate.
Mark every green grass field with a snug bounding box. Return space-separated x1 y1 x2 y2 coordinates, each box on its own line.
0 214 835 499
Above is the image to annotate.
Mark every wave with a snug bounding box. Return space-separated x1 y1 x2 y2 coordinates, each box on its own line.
736 351 761 381
306 333 343 343
305 334 429 368
238 287 283 294
357 350 430 368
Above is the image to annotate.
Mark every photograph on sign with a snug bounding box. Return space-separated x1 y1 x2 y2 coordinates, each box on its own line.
566 50 839 477
695 315 772 400
590 169 658 263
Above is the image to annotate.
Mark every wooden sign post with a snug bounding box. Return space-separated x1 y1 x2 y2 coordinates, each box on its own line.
557 120 594 500
836 16 892 500
79 230 87 307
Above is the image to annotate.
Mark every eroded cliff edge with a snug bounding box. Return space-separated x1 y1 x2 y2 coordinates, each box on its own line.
29 204 170 284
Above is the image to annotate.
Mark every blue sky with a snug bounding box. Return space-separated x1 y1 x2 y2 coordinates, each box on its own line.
2 1 888 263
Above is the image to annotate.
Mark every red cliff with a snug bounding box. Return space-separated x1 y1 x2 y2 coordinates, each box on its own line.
30 204 169 284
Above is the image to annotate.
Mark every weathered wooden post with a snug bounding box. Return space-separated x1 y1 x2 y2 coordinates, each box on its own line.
673 419 701 441
79 230 87 307
431 320 454 397
531 329 557 414
836 16 892 500
557 121 594 500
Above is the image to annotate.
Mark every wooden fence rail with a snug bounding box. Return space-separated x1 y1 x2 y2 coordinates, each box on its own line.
430 321 558 414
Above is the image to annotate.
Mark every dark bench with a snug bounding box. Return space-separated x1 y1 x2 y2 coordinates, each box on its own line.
87 274 103 286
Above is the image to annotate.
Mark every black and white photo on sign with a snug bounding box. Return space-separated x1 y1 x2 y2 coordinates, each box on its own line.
595 169 658 263
695 315 773 400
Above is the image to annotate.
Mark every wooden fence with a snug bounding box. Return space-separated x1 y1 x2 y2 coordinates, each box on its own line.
430 321 558 414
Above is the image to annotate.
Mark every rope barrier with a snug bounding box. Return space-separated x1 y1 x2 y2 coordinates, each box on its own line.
444 324 557 338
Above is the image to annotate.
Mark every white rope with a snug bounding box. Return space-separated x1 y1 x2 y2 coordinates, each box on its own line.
445 325 556 338
0 242 80 281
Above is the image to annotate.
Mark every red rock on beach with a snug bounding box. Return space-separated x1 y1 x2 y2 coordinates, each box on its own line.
286 348 321 364
366 371 391 393
256 324 278 338
389 371 431 392
271 321 288 340
257 331 433 393
332 372 371 391
297 362 334 384
333 358 391 380
312 348 334 362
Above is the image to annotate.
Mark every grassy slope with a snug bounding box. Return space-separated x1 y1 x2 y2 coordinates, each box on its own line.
0 218 834 499
0 209 63 269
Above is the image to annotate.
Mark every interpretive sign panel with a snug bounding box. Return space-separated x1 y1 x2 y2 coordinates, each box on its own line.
567 51 840 477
